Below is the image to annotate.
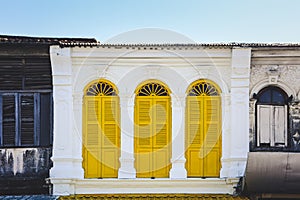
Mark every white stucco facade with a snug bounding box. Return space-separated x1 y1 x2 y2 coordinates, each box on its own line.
49 44 251 195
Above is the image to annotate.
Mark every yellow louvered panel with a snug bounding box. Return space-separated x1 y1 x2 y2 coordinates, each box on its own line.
103 124 117 146
154 124 167 146
136 99 152 148
138 100 151 123
188 124 201 145
154 100 167 122
83 97 102 178
87 98 99 121
87 124 99 146
189 98 201 122
101 97 120 178
103 97 117 122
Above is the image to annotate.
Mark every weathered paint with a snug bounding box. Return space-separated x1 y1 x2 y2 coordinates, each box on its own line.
0 147 52 195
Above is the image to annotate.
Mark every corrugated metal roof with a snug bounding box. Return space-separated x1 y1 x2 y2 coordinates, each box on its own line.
59 42 300 48
59 194 249 200
0 35 97 45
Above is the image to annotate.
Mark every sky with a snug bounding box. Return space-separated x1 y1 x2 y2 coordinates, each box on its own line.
1 0 300 43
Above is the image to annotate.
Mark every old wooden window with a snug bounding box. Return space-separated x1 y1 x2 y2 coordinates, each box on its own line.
0 57 53 147
256 86 288 147
0 92 52 147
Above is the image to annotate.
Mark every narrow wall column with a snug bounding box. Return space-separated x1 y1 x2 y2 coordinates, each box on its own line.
228 47 251 178
72 92 85 178
170 94 187 179
49 46 79 195
118 94 136 178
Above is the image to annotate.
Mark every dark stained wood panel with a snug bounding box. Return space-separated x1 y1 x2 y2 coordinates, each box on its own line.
0 57 52 90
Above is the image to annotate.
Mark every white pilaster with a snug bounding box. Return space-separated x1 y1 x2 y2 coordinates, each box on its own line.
50 46 80 195
228 47 251 178
220 94 231 178
72 92 85 178
170 94 187 179
118 94 136 178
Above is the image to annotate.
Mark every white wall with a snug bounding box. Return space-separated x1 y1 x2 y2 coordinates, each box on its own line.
50 45 251 195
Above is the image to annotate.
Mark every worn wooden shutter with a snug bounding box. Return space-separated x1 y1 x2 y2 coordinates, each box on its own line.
2 95 16 146
101 97 120 178
20 95 35 145
258 105 287 147
257 105 272 145
273 106 287 146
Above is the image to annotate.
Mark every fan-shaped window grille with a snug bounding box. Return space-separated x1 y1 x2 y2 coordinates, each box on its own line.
188 81 219 96
137 82 169 96
86 81 117 96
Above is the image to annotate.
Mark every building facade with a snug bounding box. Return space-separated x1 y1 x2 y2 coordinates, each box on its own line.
1 36 300 199
49 43 251 195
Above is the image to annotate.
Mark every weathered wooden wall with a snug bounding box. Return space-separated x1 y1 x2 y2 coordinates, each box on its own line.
0 147 52 195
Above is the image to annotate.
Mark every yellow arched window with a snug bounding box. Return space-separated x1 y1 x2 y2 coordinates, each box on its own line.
134 81 171 178
82 80 120 178
185 80 222 177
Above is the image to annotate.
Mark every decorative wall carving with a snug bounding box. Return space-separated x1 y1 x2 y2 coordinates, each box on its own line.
250 65 300 94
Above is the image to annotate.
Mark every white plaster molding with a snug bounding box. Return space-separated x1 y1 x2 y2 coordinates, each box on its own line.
51 178 239 195
250 79 295 97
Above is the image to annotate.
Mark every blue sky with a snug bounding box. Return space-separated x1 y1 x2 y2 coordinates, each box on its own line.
1 0 300 43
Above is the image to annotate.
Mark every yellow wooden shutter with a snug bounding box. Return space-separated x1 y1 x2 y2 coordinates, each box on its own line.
135 98 152 178
203 96 221 177
83 96 101 178
186 97 204 177
101 97 120 178
153 98 171 178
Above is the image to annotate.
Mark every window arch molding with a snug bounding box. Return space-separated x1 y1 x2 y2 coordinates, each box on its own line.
251 80 294 99
186 79 222 96
134 79 171 96
83 79 119 96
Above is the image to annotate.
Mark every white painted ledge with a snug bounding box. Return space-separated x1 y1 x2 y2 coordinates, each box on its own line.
51 178 239 195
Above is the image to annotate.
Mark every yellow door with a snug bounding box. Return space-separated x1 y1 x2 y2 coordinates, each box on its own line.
186 80 221 177
135 82 171 178
83 81 120 178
